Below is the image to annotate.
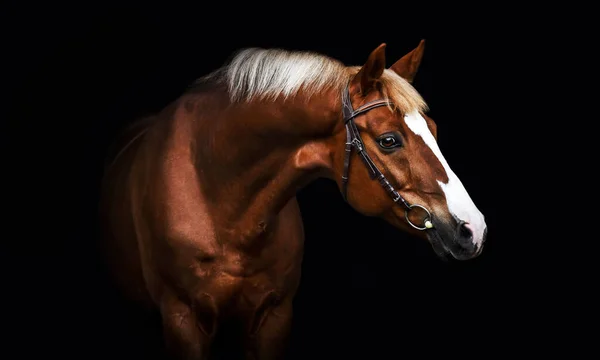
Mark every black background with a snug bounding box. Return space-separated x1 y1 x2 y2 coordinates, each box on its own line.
4 3 567 359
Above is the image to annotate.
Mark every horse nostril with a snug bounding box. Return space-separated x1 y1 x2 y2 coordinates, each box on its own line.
458 221 473 241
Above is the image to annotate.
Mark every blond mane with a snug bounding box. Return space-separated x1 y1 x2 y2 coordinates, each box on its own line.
203 47 428 114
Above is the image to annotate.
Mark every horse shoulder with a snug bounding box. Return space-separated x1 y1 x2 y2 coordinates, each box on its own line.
154 118 220 260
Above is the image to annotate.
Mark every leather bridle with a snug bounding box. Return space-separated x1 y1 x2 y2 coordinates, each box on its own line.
340 83 434 231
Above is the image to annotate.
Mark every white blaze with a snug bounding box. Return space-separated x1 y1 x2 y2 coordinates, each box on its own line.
403 111 487 248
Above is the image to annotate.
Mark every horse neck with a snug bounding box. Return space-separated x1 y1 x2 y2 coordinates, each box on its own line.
191 88 341 229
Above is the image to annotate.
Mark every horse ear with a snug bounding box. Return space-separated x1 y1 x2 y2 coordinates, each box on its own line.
352 43 387 93
389 39 425 83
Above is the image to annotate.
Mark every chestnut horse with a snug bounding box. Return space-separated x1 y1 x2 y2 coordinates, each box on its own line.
99 41 487 359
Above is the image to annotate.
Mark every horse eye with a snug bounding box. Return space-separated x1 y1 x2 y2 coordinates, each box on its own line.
378 135 401 149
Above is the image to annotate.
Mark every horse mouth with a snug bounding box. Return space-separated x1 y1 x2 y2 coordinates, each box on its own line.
427 228 481 261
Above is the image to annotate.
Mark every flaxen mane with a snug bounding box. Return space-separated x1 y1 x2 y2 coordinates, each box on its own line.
200 47 428 114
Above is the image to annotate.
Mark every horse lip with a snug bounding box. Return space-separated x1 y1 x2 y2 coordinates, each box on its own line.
427 227 479 261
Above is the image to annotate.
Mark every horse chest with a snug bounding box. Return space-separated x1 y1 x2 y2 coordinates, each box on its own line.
183 226 303 310
158 177 304 309
186 252 290 318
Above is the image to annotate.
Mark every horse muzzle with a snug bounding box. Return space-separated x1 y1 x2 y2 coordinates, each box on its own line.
427 218 487 261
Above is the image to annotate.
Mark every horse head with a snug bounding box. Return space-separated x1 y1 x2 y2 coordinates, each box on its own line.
333 41 487 260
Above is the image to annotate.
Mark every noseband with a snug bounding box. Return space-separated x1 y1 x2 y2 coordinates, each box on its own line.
340 84 433 231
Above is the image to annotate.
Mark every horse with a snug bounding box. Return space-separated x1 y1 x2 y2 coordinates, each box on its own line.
99 40 487 360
